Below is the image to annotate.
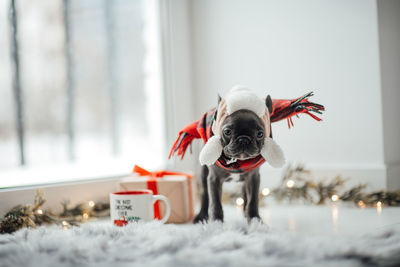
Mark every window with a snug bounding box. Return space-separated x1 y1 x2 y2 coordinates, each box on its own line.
0 0 165 187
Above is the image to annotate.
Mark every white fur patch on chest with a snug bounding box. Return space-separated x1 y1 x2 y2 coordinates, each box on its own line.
230 173 241 182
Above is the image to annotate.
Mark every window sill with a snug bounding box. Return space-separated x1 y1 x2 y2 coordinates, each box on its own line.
0 157 166 190
0 160 135 190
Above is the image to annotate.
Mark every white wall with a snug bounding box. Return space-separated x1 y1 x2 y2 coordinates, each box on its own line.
164 0 400 190
377 0 400 189
185 0 391 189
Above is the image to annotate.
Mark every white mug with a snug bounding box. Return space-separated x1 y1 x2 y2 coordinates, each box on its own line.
110 190 171 226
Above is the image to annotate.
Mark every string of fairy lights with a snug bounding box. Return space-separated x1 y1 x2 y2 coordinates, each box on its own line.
234 183 383 209
0 191 110 234
226 164 399 210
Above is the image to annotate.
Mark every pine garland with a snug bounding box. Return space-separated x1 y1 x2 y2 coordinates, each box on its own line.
0 190 109 234
224 164 400 207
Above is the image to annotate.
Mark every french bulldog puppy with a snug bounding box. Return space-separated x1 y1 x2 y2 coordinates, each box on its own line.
194 96 273 223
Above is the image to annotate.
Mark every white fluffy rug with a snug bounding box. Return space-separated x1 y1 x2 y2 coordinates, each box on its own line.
1 218 400 267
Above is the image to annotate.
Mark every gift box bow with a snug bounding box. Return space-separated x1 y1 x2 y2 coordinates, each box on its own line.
132 165 194 220
133 165 193 179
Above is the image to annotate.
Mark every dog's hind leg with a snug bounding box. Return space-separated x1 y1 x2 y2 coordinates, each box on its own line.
193 165 209 223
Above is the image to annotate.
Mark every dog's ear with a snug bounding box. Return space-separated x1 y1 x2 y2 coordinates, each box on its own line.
214 94 222 121
265 95 272 114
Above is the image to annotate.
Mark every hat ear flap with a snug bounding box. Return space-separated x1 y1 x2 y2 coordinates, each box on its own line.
261 137 285 168
199 135 223 166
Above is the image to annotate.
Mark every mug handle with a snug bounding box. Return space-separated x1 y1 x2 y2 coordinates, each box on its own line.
152 195 171 224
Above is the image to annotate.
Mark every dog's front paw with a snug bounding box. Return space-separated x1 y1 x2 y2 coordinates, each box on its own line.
193 212 209 224
245 210 263 224
209 209 224 222
247 215 263 224
210 216 224 223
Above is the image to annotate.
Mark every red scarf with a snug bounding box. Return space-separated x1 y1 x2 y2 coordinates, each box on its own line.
169 92 324 173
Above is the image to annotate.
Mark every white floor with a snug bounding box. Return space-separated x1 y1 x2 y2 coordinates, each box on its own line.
223 202 400 237
2 203 400 267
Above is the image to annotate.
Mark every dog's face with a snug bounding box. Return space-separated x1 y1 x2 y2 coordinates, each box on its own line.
220 110 265 160
218 94 273 161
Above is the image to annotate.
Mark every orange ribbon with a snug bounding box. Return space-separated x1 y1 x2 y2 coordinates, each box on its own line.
132 165 194 221
133 165 193 179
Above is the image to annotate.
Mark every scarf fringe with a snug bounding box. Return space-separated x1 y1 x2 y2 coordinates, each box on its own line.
273 91 325 126
169 132 195 159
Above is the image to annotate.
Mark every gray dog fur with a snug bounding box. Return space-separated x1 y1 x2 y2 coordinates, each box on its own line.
194 96 273 223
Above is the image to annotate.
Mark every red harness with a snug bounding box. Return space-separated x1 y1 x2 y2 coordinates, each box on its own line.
169 92 324 174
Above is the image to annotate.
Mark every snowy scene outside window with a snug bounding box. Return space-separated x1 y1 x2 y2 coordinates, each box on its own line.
0 0 164 186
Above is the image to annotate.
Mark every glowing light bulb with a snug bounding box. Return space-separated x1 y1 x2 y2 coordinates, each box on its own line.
331 195 339 202
37 209 43 215
376 201 382 214
262 188 270 196
286 180 295 188
358 200 365 208
236 197 244 206
83 212 89 219
61 220 71 230
88 201 95 207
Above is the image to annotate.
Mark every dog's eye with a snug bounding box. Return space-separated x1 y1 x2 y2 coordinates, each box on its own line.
257 131 264 138
223 128 232 136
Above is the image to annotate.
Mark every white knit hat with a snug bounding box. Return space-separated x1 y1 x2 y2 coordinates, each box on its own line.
199 86 285 168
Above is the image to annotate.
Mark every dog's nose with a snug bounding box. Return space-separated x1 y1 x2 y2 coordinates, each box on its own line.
237 136 251 146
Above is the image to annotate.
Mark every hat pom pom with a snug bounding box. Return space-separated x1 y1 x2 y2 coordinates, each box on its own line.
199 135 223 166
261 137 285 168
